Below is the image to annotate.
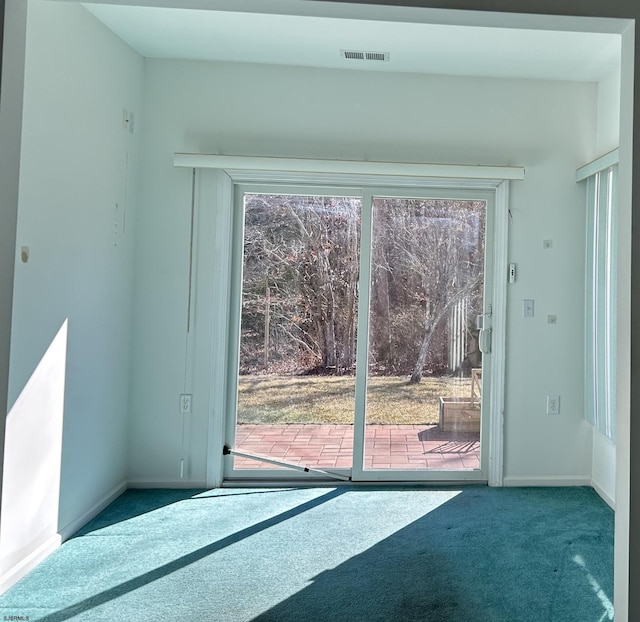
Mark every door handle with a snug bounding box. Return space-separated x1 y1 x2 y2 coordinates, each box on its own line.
479 328 492 354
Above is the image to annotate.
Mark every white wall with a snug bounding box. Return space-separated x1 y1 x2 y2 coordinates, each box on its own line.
597 68 621 156
0 0 143 588
614 23 634 620
593 431 616 506
0 0 26 529
131 59 598 485
588 66 622 508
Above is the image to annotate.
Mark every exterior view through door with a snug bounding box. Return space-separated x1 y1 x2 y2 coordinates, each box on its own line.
226 187 492 482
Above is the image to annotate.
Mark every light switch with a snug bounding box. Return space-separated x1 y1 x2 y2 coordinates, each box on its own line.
523 299 534 318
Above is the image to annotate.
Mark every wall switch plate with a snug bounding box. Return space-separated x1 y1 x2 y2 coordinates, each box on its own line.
180 394 192 414
547 395 560 415
547 315 557 324
523 299 534 318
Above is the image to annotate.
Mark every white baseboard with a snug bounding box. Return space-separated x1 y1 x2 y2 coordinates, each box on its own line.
58 479 128 542
502 476 592 487
127 479 207 489
0 479 127 596
0 533 61 595
591 478 615 510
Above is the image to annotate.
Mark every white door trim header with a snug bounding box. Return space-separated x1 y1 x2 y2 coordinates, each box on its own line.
174 153 525 182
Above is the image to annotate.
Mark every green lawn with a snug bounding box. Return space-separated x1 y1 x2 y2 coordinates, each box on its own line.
237 374 474 425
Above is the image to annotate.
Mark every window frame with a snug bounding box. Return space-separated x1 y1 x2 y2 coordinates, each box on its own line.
582 155 618 442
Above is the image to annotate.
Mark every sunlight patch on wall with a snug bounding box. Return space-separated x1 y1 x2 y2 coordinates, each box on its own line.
0 320 68 582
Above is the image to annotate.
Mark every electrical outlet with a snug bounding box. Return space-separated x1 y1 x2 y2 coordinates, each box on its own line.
546 395 560 415
180 394 192 414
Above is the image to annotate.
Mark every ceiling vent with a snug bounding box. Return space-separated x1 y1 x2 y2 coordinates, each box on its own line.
340 49 390 62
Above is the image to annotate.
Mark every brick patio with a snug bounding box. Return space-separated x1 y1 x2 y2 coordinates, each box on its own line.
234 424 480 471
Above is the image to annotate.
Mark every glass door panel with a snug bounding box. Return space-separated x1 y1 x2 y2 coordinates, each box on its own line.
364 197 486 472
232 193 361 474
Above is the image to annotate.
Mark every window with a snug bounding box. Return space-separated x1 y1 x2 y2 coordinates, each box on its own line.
582 157 618 441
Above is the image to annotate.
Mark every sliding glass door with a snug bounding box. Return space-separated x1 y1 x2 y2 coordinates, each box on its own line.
225 185 493 482
229 189 362 477
353 193 490 480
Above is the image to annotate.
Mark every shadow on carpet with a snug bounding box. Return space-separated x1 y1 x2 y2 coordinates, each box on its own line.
0 486 613 622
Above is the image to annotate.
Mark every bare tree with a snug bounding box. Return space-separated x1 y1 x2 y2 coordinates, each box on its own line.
369 198 485 382
239 193 484 380
240 194 360 375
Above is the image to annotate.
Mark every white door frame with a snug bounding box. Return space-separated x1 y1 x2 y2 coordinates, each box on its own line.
177 157 517 487
350 186 497 483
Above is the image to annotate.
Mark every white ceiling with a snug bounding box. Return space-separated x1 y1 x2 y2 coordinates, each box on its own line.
83 3 621 81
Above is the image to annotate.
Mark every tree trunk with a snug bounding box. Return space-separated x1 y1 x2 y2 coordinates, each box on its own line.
263 285 270 370
410 318 436 384
373 262 391 362
410 276 482 383
324 318 337 370
342 214 359 371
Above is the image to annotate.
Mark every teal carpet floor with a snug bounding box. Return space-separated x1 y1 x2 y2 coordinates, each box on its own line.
0 486 613 621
